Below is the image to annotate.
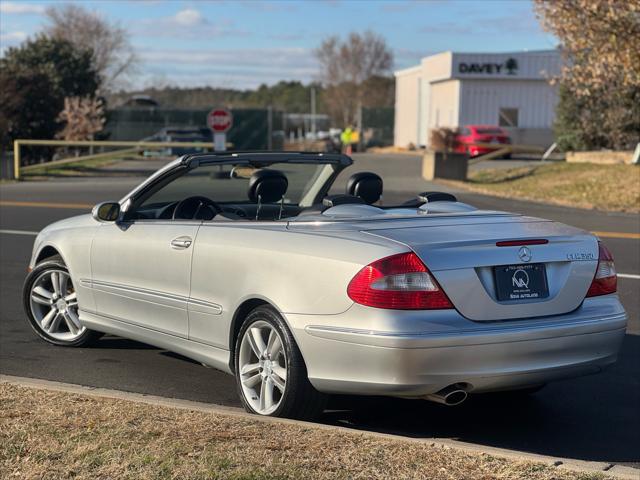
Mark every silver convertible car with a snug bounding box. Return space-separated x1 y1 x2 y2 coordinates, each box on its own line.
23 152 627 419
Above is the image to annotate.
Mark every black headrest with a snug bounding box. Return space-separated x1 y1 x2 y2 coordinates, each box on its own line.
322 194 365 208
346 172 383 204
417 191 457 203
248 169 288 203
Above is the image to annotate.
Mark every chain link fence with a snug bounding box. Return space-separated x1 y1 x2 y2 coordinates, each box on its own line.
103 108 284 150
104 107 394 150
362 107 394 147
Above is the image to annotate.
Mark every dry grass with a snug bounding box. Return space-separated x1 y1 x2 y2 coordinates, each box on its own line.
443 162 640 213
0 383 608 480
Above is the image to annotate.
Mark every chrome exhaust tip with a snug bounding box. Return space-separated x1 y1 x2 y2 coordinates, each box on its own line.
425 384 468 406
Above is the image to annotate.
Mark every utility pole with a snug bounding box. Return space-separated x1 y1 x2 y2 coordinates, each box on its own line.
267 105 273 150
310 87 316 139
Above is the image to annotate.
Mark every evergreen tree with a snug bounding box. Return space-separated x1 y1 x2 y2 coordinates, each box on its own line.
0 36 100 146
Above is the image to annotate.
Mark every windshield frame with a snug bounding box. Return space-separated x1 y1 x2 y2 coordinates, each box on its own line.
120 152 351 221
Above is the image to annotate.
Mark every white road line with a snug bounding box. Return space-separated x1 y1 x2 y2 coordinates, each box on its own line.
0 229 39 236
1 228 639 280
618 273 640 280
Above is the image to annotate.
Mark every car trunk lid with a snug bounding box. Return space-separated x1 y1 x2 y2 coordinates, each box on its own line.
365 217 598 321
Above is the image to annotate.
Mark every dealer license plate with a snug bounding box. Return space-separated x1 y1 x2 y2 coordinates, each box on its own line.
494 263 549 301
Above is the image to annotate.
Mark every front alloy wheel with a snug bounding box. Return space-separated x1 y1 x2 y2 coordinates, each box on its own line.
29 269 84 341
23 256 102 347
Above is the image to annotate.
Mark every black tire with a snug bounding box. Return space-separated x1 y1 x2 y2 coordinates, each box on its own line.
234 305 327 420
23 255 103 347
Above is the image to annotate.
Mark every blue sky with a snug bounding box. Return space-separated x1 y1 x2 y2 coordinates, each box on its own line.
0 0 557 90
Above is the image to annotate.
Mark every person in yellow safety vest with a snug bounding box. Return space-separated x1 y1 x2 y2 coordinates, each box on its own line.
341 127 353 155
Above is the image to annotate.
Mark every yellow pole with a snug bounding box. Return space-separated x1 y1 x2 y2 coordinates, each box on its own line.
13 140 20 180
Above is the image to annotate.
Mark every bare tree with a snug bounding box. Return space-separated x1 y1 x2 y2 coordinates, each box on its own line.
44 4 136 92
533 0 639 94
315 31 393 127
533 0 640 150
56 96 106 141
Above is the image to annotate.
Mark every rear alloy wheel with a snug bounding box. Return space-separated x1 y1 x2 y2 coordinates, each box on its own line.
238 320 288 415
234 305 326 419
23 256 102 347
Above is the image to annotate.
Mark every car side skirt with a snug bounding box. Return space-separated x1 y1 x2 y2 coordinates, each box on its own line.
79 310 232 374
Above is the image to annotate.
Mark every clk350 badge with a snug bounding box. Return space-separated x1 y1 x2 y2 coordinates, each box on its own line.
567 252 595 261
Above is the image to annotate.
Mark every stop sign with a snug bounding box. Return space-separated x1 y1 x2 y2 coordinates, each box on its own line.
207 108 233 133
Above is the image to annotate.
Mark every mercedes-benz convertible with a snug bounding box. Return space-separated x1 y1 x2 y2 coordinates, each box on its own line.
23 152 627 419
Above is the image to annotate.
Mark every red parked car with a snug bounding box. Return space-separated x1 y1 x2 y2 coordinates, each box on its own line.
455 125 511 158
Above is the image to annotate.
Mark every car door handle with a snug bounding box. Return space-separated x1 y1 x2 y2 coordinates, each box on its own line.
170 236 192 249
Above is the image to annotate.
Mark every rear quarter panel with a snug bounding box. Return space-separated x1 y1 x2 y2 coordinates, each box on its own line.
188 222 404 348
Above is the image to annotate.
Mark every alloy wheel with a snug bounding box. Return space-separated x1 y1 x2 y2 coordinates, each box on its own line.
29 269 85 341
238 320 287 415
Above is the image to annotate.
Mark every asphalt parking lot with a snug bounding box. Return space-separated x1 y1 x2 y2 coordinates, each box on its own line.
1 153 638 468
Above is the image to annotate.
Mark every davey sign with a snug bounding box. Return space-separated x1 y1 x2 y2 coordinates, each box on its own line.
458 58 519 76
207 108 233 133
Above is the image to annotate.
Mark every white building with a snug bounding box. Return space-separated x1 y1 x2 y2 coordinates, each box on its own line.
394 50 561 148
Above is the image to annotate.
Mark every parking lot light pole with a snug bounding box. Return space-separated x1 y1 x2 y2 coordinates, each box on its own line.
311 87 317 139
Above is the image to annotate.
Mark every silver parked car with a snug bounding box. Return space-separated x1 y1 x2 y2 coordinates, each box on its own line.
23 152 627 419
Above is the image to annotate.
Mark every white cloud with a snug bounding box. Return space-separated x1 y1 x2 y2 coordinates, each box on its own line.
135 47 318 89
139 47 314 69
134 12 246 39
0 30 27 42
172 8 205 27
0 2 44 14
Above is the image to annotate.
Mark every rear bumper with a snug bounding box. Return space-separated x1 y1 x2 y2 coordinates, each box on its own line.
285 295 627 396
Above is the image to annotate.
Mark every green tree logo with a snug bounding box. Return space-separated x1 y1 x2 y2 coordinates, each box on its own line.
506 58 518 75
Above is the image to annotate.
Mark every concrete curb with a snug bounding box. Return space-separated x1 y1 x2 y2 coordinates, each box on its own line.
2 375 638 480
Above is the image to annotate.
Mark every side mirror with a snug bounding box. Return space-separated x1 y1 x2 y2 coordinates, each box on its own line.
92 202 120 222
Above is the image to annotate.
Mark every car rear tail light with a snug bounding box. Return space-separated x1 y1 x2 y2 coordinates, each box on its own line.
586 241 617 297
347 252 453 310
